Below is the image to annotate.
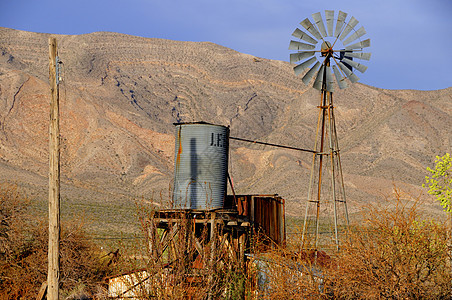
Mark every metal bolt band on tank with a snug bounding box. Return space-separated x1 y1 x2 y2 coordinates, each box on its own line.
289 10 371 251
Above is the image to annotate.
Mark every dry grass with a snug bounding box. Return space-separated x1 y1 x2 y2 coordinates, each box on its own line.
326 188 451 299
257 188 451 299
2 183 450 299
0 183 114 299
106 188 451 299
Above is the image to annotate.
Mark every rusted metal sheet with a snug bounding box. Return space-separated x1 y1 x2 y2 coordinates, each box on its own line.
231 194 286 246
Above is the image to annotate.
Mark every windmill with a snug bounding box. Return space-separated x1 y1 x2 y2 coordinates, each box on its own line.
289 10 371 250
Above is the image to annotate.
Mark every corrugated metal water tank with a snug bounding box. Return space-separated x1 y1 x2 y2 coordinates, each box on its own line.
172 122 229 210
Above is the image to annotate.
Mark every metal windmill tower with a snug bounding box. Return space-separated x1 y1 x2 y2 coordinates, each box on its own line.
289 10 371 250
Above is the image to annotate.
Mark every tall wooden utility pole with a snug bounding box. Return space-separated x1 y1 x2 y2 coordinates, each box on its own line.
48 37 60 300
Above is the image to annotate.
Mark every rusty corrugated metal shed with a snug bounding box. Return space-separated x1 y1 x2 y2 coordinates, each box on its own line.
228 194 286 246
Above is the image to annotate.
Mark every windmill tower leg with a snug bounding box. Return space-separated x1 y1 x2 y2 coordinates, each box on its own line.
302 67 349 252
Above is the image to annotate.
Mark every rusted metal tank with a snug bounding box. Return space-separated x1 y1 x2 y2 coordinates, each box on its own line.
172 122 229 210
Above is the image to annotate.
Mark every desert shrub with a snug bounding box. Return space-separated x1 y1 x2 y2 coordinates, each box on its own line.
114 189 451 299
326 189 451 299
0 183 113 299
424 153 451 212
253 189 451 299
243 228 332 299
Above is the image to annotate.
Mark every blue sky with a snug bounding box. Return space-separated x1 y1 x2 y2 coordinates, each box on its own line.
1 0 451 91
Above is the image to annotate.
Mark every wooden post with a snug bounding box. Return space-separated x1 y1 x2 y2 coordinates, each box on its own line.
208 212 216 300
48 37 60 300
238 232 245 268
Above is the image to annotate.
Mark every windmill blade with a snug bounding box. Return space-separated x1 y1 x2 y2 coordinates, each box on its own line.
289 40 316 50
294 57 317 75
344 38 370 50
335 11 348 38
325 10 334 37
341 57 368 73
343 27 366 45
290 51 315 63
292 28 318 44
332 65 348 89
313 64 325 90
338 61 360 83
302 61 320 85
339 16 359 41
325 65 334 92
345 52 371 61
312 12 327 37
300 18 323 40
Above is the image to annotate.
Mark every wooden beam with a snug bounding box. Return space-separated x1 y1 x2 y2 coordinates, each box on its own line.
36 281 47 300
147 220 157 261
193 236 205 257
221 233 236 263
157 223 179 262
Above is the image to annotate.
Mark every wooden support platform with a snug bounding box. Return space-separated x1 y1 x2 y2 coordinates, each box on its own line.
148 209 250 268
147 194 286 266
104 195 286 298
145 209 250 298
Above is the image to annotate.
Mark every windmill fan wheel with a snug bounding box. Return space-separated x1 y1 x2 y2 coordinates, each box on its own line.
289 10 371 91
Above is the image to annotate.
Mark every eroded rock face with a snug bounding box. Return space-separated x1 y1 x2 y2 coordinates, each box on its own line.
0 27 450 216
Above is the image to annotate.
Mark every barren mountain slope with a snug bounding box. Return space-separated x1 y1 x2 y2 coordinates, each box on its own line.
0 28 450 221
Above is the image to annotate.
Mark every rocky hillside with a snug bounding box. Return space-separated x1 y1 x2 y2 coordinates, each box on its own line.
0 27 450 221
